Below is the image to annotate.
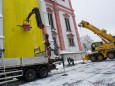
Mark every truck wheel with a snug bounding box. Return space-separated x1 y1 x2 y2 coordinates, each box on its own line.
103 57 107 60
38 67 48 78
90 56 97 62
97 55 104 61
107 53 114 59
24 68 37 82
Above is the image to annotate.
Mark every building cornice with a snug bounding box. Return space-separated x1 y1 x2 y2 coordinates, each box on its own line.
45 0 74 12
46 3 75 16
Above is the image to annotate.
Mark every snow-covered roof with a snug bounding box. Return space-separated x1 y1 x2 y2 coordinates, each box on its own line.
79 51 87 53
60 50 86 54
60 51 77 54
49 39 54 42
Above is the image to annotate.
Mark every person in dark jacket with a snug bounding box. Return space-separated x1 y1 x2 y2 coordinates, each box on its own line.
67 57 74 66
70 58 74 66
67 57 70 66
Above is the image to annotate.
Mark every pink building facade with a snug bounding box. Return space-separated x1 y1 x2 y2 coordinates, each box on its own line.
44 0 82 54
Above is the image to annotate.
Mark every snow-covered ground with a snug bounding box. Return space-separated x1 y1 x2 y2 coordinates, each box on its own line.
19 59 115 86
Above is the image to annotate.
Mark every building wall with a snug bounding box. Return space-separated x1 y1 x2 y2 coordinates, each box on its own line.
56 0 70 9
45 0 82 53
38 0 53 41
59 11 79 52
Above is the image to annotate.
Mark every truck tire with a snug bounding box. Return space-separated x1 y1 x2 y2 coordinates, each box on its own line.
97 55 104 61
38 67 48 78
90 56 97 62
103 57 107 60
107 52 114 59
24 68 37 82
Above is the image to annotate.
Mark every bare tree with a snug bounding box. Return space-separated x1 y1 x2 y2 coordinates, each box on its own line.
80 35 94 51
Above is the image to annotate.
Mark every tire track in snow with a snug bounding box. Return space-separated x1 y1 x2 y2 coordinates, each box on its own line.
61 62 115 86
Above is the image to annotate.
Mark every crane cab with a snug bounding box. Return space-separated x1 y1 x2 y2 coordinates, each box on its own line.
91 41 103 52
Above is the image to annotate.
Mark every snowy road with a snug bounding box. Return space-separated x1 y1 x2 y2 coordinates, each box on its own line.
12 60 115 86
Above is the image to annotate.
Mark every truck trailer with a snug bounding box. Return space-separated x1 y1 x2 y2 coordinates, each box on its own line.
0 0 58 84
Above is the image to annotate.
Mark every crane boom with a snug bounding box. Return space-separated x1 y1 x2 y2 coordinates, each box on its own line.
78 20 115 43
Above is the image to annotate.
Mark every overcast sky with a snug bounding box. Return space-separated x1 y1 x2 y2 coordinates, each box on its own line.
71 0 115 42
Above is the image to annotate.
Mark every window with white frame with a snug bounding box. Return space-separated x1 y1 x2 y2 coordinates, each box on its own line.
48 13 54 30
52 31 59 48
53 36 57 46
63 14 71 32
67 34 75 47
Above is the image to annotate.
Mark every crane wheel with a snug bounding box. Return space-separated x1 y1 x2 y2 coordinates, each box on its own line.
38 67 48 78
90 56 97 62
24 68 37 82
97 55 104 61
107 52 114 59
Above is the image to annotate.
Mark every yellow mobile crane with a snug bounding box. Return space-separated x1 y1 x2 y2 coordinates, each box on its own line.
78 20 115 62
